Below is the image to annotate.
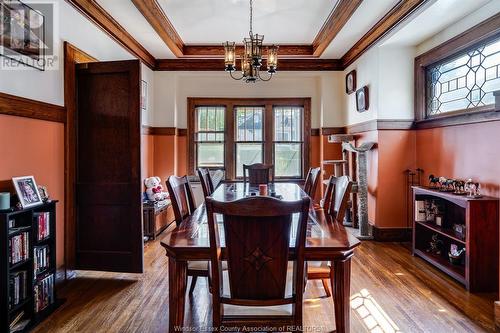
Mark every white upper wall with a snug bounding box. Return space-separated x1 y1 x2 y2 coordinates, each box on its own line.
0 0 155 125
153 71 343 129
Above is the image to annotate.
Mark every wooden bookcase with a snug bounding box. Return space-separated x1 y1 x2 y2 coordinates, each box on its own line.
0 201 61 332
142 201 175 240
412 187 499 292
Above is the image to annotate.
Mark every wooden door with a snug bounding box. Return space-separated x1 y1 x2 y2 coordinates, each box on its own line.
75 60 143 273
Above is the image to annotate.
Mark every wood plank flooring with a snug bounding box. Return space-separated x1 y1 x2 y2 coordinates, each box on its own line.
32 240 496 332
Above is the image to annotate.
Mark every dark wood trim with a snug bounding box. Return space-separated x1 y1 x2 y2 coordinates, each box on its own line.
0 92 65 123
131 0 183 57
176 128 187 136
65 0 156 68
320 127 346 135
155 58 342 71
346 119 414 134
342 0 428 68
188 98 311 179
311 128 320 136
495 301 500 330
414 13 500 122
372 226 412 242
63 42 97 274
141 126 176 135
415 107 500 129
183 44 315 58
312 0 363 57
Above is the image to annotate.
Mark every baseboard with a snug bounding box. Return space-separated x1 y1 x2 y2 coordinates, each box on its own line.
372 226 412 242
495 301 500 331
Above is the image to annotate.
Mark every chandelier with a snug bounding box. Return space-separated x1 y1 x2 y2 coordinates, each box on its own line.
223 0 278 83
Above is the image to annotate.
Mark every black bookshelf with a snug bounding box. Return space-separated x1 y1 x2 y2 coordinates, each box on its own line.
0 201 61 332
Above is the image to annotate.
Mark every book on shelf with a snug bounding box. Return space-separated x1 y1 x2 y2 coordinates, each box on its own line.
9 271 28 309
34 245 50 275
9 310 29 332
9 232 29 265
34 273 54 313
34 212 50 241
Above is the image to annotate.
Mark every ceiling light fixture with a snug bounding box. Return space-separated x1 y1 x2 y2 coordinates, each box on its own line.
224 0 278 83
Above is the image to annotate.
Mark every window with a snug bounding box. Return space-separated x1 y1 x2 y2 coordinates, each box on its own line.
235 107 264 177
194 106 225 168
188 98 311 180
426 37 500 116
274 106 303 177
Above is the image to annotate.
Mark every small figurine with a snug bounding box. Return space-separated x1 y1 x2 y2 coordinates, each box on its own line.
453 180 466 195
449 244 466 265
427 234 443 255
38 185 50 202
465 179 482 198
429 174 440 188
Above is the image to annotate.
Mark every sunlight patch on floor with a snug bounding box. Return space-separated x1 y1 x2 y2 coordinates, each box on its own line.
351 289 401 333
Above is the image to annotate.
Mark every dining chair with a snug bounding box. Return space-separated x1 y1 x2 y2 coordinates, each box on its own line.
243 163 274 185
307 175 352 297
205 195 310 331
303 167 321 199
166 175 209 293
197 168 215 199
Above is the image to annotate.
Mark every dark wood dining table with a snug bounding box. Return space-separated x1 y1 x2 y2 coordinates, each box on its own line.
160 182 360 333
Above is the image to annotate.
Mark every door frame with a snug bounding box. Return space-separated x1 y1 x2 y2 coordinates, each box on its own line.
63 41 97 278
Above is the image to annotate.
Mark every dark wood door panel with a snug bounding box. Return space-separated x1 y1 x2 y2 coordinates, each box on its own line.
76 60 143 273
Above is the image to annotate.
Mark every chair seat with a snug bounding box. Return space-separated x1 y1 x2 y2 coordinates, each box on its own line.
222 265 294 316
189 261 228 271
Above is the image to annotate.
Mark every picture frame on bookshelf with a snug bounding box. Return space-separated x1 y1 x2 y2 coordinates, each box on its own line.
12 176 42 208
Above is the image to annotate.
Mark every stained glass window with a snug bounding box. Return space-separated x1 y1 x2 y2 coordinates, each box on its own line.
426 37 500 116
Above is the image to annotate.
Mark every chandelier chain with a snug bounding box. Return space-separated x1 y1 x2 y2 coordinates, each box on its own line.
249 0 253 37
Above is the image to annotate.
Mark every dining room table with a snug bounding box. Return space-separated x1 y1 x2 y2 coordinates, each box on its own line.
160 182 361 333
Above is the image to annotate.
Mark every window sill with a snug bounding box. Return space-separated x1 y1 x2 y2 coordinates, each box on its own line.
416 106 500 129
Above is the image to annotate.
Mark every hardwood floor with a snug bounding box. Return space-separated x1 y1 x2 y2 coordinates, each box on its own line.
32 240 496 332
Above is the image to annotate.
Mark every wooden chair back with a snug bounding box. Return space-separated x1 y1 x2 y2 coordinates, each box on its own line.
322 175 352 223
166 175 196 224
303 167 321 198
243 163 274 185
197 168 214 198
205 195 310 325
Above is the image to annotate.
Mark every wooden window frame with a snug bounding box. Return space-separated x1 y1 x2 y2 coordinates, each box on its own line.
414 13 500 129
188 97 311 180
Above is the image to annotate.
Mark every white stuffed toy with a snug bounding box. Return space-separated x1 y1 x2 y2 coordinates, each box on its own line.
144 176 169 201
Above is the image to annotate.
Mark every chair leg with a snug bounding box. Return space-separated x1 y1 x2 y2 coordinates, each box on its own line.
189 275 198 294
322 278 332 297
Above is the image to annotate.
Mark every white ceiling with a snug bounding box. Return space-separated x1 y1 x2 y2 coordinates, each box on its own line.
321 0 400 58
95 0 495 61
383 0 493 47
158 0 336 44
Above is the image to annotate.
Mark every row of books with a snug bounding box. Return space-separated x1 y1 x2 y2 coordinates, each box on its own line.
9 232 30 265
34 212 50 241
9 271 28 309
34 245 50 275
34 274 54 313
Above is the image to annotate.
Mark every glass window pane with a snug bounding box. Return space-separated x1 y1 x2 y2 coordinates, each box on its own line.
207 107 216 130
197 108 207 131
197 143 224 167
274 107 302 142
235 107 264 142
236 143 263 177
274 143 301 177
274 109 283 141
216 108 225 131
426 37 500 116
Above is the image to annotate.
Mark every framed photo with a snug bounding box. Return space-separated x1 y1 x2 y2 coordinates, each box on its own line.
0 0 45 70
141 80 147 111
356 86 369 112
345 70 356 94
12 176 43 208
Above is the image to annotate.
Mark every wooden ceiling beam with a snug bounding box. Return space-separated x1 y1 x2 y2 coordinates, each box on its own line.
182 44 315 58
341 0 429 68
312 0 363 57
155 58 342 71
131 0 184 57
65 0 156 68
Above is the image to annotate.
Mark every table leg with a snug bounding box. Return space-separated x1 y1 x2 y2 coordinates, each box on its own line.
168 256 187 332
333 256 352 333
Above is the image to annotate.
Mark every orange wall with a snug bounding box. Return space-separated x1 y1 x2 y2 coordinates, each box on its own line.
416 121 500 198
0 114 65 268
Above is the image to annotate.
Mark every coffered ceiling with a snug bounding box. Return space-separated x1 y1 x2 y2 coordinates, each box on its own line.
67 0 497 70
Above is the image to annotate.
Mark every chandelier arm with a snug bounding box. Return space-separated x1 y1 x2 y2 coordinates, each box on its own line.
249 0 253 36
257 71 273 82
229 70 244 81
